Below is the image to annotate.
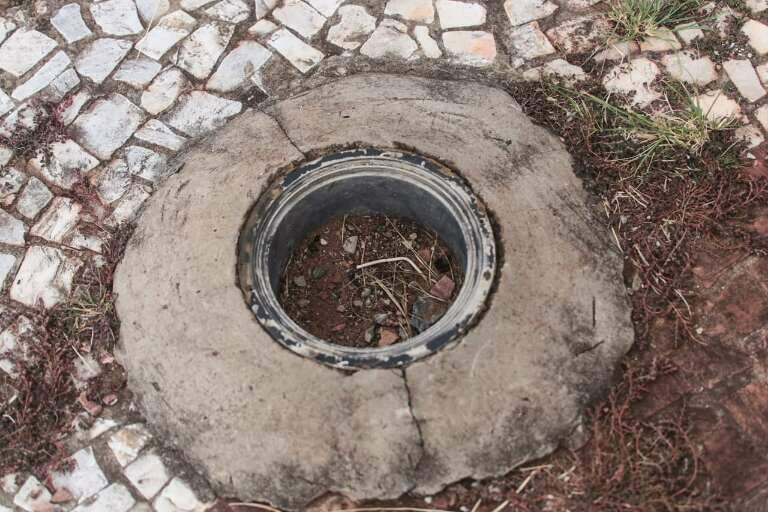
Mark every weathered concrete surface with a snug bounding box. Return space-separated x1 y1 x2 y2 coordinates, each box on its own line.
115 74 633 508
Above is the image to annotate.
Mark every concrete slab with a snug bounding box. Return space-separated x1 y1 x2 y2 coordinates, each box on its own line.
115 74 633 508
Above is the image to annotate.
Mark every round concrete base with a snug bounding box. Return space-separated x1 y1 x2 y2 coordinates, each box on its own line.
114 74 634 509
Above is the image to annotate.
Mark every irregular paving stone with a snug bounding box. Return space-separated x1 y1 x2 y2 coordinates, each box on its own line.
114 57 162 88
414 25 441 58
757 62 768 85
16 177 52 218
0 29 57 77
205 0 251 23
135 119 187 151
603 58 660 107
13 476 52 511
524 58 586 84
0 210 25 246
94 159 131 203
594 40 637 62
30 197 81 243
0 88 12 117
136 10 197 60
305 0 342 17
0 253 15 288
326 4 376 50
71 483 135 512
72 94 147 160
545 15 610 54
141 67 187 114
742 19 768 55
723 59 766 103
124 451 171 499
248 18 278 36
0 103 42 138
272 0 326 39
28 139 99 189
109 424 152 466
442 30 496 66
208 41 271 92
735 124 765 148
58 89 91 125
125 146 169 182
563 0 600 6
436 0 486 29
10 245 81 307
11 50 70 101
384 0 434 23
41 68 80 103
0 17 16 45
695 90 743 121
0 145 12 165
754 104 768 132
51 3 93 43
638 27 682 52
360 19 418 59
153 478 210 512
136 0 170 23
164 91 242 136
107 183 151 226
180 0 216 9
675 22 704 44
747 0 768 13
662 51 717 86
504 0 557 26
75 38 133 84
267 28 324 72
0 315 36 377
68 225 105 253
254 0 279 18
0 167 25 202
91 0 144 36
50 447 109 502
507 21 555 60
176 22 235 80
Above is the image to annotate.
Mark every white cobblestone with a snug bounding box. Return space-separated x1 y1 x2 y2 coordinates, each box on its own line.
545 15 609 54
176 22 235 80
268 28 324 72
662 51 717 86
273 0 326 39
125 146 169 182
248 19 278 37
137 0 170 23
0 29 57 77
754 104 768 132
723 59 766 103
436 0 486 29
0 315 35 377
153 478 210 512
443 31 496 66
109 423 153 466
51 3 93 43
675 22 704 44
142 67 187 114
11 50 71 101
638 27 681 52
114 57 163 88
124 451 171 499
42 68 80 103
58 89 91 125
16 178 53 219
254 0 279 18
384 0 434 23
507 22 555 60
0 88 12 117
13 476 52 512
75 38 133 84
73 94 147 160
742 19 768 56
107 184 151 226
205 0 251 23
695 90 743 122
10 245 81 308
136 11 197 60
164 91 242 136
305 0 342 17
0 253 15 288
603 58 660 107
72 483 136 512
0 17 16 45
504 0 557 26
0 167 25 202
0 210 25 246
414 25 442 58
208 41 272 92
30 197 81 243
135 119 187 151
94 159 131 203
51 447 109 502
736 124 764 148
747 0 768 13
28 139 100 189
91 0 144 36
360 19 418 59
327 4 376 51
524 58 586 84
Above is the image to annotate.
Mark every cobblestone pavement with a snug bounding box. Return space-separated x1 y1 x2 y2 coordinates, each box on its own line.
1 0 768 510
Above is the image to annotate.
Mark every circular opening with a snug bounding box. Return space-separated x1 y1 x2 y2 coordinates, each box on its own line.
238 148 496 369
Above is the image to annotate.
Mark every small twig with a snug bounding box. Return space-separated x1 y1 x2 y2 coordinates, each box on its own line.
357 257 424 276
516 469 539 494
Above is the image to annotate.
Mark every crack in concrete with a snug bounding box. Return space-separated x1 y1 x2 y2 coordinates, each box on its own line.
260 107 306 158
400 368 427 485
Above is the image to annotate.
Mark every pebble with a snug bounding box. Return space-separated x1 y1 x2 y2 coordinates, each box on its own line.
294 275 307 287
343 235 359 254
378 327 399 346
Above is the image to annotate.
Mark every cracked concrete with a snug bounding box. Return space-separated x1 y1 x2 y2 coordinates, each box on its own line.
114 74 633 509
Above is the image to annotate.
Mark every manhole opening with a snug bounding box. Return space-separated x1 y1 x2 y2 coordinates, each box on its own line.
238 148 496 369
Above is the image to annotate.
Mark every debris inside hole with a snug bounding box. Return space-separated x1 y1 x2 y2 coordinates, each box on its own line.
279 214 464 347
